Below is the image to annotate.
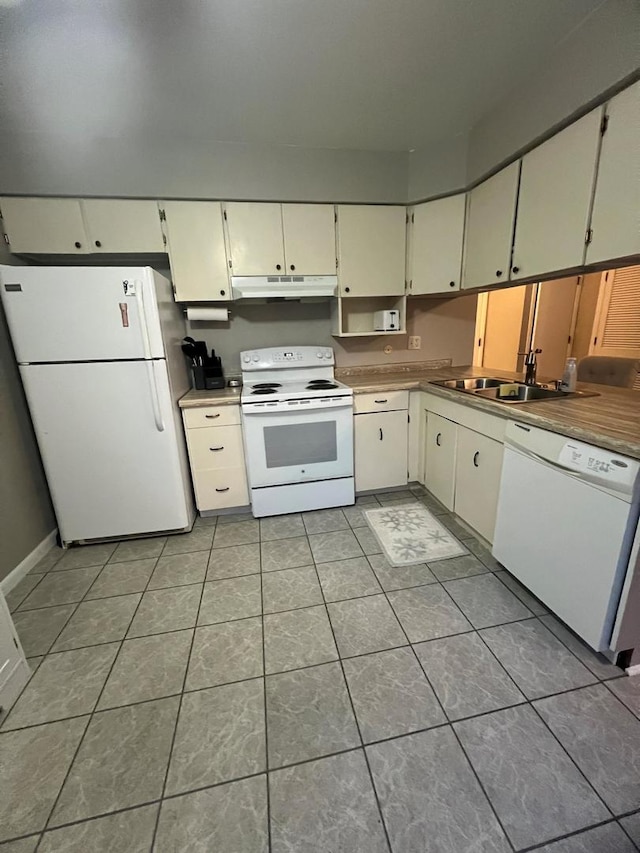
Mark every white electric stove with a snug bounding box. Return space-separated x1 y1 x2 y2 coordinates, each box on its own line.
240 346 355 517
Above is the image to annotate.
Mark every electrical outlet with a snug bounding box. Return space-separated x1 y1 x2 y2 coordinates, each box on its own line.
408 336 421 350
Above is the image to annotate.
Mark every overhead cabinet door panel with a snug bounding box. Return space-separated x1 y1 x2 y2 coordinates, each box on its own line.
225 202 285 276
410 195 466 295
511 109 601 280
82 199 165 253
337 205 406 297
163 201 230 301
587 81 640 265
462 162 519 290
281 204 336 275
1 197 87 254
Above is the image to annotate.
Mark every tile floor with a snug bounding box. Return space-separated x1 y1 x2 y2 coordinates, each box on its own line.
2 485 640 852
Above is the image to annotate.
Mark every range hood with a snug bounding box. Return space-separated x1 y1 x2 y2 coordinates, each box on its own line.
231 275 337 300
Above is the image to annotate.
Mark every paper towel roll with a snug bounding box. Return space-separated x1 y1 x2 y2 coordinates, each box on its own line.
186 306 229 322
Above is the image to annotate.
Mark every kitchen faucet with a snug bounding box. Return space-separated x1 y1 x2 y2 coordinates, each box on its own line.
519 348 542 386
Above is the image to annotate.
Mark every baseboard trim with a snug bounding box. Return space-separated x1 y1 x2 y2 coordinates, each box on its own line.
1 529 58 595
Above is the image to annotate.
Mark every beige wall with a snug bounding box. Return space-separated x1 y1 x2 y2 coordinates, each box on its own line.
0 252 55 582
407 135 468 203
189 294 478 374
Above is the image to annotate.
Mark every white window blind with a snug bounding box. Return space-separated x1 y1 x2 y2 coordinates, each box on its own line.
594 265 640 359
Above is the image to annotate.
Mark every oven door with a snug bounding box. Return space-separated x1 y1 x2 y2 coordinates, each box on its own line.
242 401 354 488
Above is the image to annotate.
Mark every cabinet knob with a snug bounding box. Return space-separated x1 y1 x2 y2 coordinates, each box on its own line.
473 451 480 468
95 240 102 248
344 287 350 293
74 241 82 249
495 270 502 277
220 289 226 296
449 281 455 288
512 266 520 274
276 264 282 271
290 264 295 271
436 432 442 447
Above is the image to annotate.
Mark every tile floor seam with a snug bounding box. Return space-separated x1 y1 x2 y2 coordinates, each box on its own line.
148 570 208 852
39 549 166 837
9 572 49 613
307 558 394 853
80 556 161 604
532 615 623 683
258 541 273 853
516 816 637 852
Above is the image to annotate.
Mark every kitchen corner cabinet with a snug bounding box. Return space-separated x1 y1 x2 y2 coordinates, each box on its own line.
454 426 503 542
408 194 466 295
162 201 230 301
424 412 457 510
0 196 164 255
511 108 601 281
182 404 249 511
462 162 519 290
224 202 336 277
587 81 640 265
354 392 409 492
336 205 406 297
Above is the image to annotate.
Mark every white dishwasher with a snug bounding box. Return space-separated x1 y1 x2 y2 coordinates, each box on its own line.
493 420 640 653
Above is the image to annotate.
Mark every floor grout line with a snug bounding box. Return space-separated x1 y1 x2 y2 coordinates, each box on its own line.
258 538 273 853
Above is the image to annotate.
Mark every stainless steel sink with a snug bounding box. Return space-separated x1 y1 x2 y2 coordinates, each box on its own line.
429 376 599 405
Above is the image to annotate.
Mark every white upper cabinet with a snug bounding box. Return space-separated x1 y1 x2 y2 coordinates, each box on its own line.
81 199 165 253
0 197 88 254
409 194 466 295
336 205 406 297
162 201 231 301
587 82 640 265
224 203 285 276
281 204 336 274
462 162 519 290
511 109 601 281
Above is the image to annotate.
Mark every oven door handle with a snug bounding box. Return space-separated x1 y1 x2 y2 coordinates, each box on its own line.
242 401 353 415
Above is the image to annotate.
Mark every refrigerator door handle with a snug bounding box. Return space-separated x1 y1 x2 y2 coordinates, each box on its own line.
135 279 152 359
146 361 165 432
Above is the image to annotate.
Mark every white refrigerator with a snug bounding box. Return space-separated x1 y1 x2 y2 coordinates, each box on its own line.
0 265 194 545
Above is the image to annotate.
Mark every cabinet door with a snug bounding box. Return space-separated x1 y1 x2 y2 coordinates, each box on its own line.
337 205 406 297
225 202 285 276
462 163 519 290
0 594 29 715
354 410 408 492
82 199 165 253
410 195 465 295
511 109 601 281
454 426 503 543
0 197 87 254
587 82 640 265
163 202 230 301
282 204 336 275
424 413 457 510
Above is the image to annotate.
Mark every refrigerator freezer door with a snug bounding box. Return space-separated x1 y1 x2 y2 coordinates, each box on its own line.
0 266 165 363
20 360 191 542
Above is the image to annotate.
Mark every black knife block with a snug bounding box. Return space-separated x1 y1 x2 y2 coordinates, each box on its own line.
192 358 225 390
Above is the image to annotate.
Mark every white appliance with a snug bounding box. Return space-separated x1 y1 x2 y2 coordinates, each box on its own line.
231 275 337 300
240 346 354 516
493 420 640 652
374 309 400 331
0 265 194 546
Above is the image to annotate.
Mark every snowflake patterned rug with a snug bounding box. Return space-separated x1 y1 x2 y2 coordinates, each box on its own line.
364 504 467 566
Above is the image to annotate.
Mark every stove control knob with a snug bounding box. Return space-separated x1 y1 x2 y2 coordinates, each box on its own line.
316 351 324 358
242 354 251 364
324 352 332 359
252 353 260 362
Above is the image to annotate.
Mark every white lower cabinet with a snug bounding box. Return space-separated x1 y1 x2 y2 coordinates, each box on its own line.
0 594 29 718
454 426 504 543
182 405 249 511
354 408 408 492
424 413 457 510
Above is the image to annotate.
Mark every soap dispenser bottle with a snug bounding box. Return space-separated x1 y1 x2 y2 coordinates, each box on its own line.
560 357 577 392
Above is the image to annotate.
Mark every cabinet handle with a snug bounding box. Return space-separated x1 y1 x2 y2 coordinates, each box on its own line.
512 266 520 274
74 241 82 249
449 281 456 288
290 264 295 271
205 413 221 419
473 451 480 468
209 446 224 452
379 428 383 441
276 264 282 271
374 399 387 404
95 240 102 248
495 270 502 277
436 432 442 446
215 487 230 493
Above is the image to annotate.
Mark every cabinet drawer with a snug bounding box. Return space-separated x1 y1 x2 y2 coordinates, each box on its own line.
183 405 241 429
192 467 249 511
354 390 409 414
186 425 245 471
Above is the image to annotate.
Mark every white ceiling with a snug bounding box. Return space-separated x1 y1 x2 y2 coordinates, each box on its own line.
0 0 605 152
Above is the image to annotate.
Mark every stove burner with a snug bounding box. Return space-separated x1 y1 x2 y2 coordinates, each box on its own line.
252 382 282 389
251 388 277 395
306 381 338 390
